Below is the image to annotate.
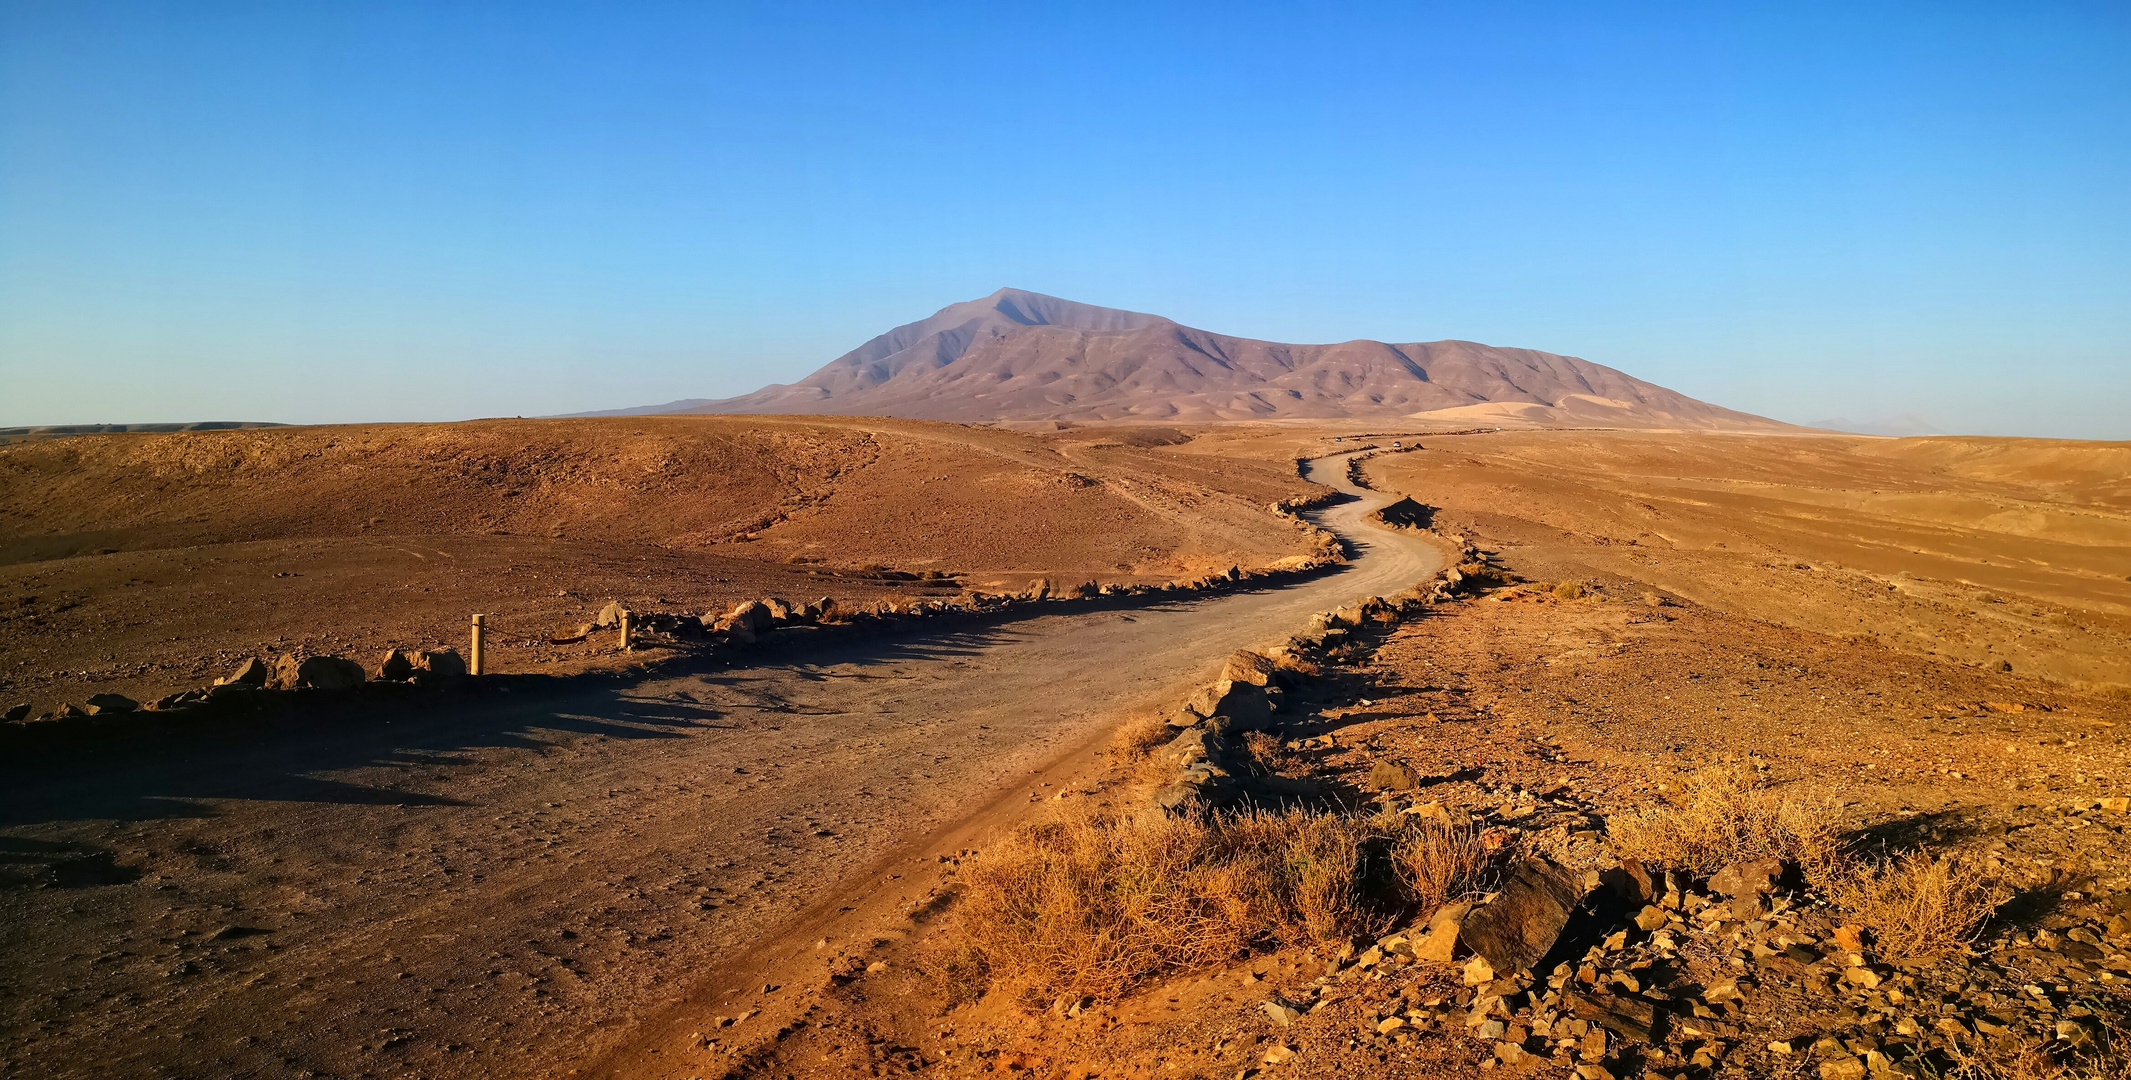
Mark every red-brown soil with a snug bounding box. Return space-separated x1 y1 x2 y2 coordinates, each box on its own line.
6 423 2130 1080
0 416 1316 713
714 449 2131 1080
1368 431 2131 689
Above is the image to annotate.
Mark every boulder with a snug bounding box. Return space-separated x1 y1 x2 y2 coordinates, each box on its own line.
412 649 466 683
273 655 366 691
764 598 792 621
1183 679 1272 727
1159 727 1227 768
1456 859 1581 975
1369 761 1420 791
217 656 270 687
1218 650 1278 688
1027 578 1054 600
2 703 29 724
717 600 775 645
84 692 138 715
1598 858 1655 906
594 601 627 629
378 649 416 681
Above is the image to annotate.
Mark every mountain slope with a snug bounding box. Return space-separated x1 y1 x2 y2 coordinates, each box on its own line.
586 288 1791 430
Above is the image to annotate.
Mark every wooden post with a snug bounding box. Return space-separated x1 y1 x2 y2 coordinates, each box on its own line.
619 609 632 651
470 613 486 675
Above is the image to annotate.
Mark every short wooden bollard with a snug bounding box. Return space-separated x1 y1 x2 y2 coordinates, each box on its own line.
470 613 487 675
619 609 632 651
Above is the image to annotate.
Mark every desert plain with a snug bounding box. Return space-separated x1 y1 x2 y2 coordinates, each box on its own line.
3 415 2130 1080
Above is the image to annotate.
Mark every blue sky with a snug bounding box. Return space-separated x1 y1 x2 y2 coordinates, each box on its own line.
2 2 2126 437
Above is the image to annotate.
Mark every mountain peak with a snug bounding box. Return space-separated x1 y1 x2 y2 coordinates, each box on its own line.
577 291 1793 431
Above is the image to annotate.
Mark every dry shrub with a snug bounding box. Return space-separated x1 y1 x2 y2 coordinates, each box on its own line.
932 807 1382 1005
1936 1036 2131 1080
1552 580 1588 600
1827 851 2010 964
1107 711 1175 763
1239 730 1289 775
1608 765 1846 878
1392 819 1493 906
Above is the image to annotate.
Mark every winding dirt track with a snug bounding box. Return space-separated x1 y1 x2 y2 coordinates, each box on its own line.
0 455 1445 1080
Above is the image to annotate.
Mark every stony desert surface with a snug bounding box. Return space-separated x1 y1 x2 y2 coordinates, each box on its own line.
0 415 1318 713
3 420 2129 1080
1367 431 2131 688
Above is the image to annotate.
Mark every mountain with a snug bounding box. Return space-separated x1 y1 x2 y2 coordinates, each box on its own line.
583 288 1792 430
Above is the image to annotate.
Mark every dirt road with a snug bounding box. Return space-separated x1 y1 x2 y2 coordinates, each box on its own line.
0 456 1446 1080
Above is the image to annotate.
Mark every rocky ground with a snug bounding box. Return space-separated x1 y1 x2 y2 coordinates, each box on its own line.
8 424 2129 1080
709 539 2131 1080
0 417 1319 713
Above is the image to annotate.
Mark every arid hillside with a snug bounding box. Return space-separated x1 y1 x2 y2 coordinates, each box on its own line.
1367 431 2131 688
0 416 1318 712
589 288 1793 430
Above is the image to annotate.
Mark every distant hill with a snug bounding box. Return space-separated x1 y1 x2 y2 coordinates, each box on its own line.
0 421 286 445
581 288 1794 430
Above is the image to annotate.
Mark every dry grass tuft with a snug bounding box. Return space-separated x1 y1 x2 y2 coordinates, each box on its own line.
1552 580 1588 600
1607 765 1846 878
1239 730 1289 775
1391 818 1494 906
929 806 1384 1005
1107 711 1176 763
1827 850 2010 964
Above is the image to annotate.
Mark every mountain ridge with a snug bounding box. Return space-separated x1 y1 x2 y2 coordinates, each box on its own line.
578 288 1794 430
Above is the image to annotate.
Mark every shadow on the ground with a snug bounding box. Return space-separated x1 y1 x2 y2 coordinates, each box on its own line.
0 574 1359 831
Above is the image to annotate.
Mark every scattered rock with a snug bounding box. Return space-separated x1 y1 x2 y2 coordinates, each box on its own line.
1184 679 1272 727
1820 1056 1868 1080
412 649 466 683
1219 651 1278 687
377 648 416 681
1413 900 1476 963
1369 761 1420 791
1708 856 1785 918
1461 955 1495 985
217 656 270 686
1261 998 1302 1026
1599 858 1655 905
83 693 138 715
272 654 366 691
1457 858 1580 974
1563 989 1658 1043
718 600 774 645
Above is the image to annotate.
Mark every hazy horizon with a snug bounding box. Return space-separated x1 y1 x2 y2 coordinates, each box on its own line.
3 3 2127 439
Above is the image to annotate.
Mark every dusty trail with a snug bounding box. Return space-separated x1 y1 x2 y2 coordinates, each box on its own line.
0 456 1446 1080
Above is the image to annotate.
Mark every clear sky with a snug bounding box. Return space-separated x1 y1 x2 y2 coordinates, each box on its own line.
2 2 2126 438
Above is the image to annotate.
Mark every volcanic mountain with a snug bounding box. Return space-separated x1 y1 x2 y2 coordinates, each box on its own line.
591 288 1789 429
